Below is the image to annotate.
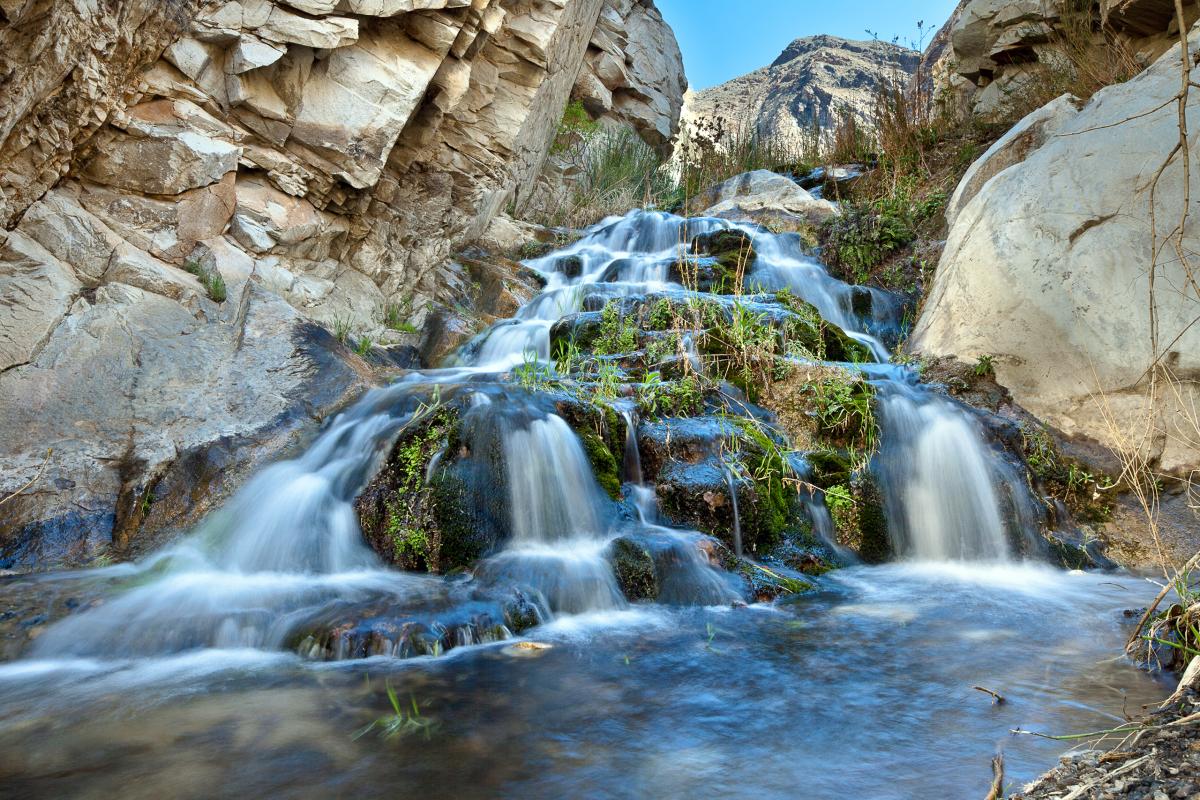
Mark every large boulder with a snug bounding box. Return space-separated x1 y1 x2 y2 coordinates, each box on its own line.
688 170 838 230
912 26 1200 476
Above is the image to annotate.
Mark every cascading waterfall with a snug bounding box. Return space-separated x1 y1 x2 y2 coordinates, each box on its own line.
21 201 1042 666
482 413 626 614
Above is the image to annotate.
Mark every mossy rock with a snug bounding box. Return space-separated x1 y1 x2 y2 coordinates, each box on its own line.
607 536 659 601
577 428 622 500
827 472 891 564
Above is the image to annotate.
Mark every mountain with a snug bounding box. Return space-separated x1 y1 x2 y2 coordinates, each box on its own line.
681 35 920 149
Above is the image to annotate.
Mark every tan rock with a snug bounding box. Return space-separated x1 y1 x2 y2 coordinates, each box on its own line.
104 243 204 302
83 123 240 196
0 232 82 371
18 190 124 286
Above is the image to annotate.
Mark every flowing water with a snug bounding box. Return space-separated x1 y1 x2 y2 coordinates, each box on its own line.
0 207 1172 798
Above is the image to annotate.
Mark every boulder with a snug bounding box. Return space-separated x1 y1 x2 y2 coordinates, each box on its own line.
0 282 371 570
83 124 240 196
945 93 1081 227
688 170 838 228
913 28 1200 476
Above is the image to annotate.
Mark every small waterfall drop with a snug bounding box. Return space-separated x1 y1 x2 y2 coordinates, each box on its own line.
873 382 1012 562
480 413 625 615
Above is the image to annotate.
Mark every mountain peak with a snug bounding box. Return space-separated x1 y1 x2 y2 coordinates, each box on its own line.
771 34 917 69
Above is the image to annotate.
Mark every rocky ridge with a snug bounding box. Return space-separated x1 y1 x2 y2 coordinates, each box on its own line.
678 35 919 153
0 0 687 570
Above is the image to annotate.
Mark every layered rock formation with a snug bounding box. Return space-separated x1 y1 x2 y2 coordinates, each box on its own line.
912 27 1200 478
679 35 918 152
947 0 1200 117
0 0 686 569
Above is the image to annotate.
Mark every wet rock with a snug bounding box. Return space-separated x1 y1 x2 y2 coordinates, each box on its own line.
607 535 658 601
828 473 891 564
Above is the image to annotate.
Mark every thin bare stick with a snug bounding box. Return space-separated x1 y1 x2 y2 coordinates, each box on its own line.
0 448 52 508
973 686 1006 705
984 754 1004 800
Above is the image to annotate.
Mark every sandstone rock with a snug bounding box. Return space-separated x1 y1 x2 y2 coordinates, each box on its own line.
0 0 204 226
0 282 370 569
0 0 687 568
289 22 449 188
689 170 838 228
104 244 204 303
17 190 124 286
0 232 81 371
945 0 1200 119
913 29 1200 474
83 123 240 196
945 92 1081 227
255 8 358 49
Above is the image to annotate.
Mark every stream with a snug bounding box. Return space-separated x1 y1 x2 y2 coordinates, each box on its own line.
0 208 1173 798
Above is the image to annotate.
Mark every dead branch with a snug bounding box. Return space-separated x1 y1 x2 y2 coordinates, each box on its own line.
973 686 1006 705
984 754 1004 800
0 448 52 508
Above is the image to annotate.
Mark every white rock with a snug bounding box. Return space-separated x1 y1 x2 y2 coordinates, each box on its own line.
104 243 204 302
17 190 124 286
254 8 358 49
228 35 286 74
913 29 1200 473
83 125 240 196
692 170 838 225
290 26 446 188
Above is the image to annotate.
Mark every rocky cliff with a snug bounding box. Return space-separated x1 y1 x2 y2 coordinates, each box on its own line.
679 35 918 151
0 0 686 570
946 0 1200 117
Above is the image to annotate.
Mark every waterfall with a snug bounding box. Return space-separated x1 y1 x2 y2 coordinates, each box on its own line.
478 413 625 615
874 383 1012 562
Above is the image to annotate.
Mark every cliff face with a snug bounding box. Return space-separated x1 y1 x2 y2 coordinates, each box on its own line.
680 35 918 151
0 0 685 570
945 0 1199 117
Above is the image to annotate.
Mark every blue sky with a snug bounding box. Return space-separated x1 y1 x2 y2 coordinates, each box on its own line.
657 0 963 90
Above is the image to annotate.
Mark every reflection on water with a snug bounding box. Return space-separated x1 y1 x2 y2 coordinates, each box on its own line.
0 564 1170 799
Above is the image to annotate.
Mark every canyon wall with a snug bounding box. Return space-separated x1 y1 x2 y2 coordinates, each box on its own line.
0 0 685 569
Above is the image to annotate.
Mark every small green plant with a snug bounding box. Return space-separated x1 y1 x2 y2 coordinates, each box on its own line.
811 375 878 459
354 683 438 741
513 349 560 392
355 336 374 358
594 300 639 355
183 260 227 303
382 301 418 333
972 354 995 378
332 315 353 344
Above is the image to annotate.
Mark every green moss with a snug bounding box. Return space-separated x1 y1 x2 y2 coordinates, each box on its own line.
578 428 622 500
593 300 639 355
609 537 658 601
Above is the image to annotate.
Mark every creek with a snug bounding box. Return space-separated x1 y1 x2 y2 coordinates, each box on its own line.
0 208 1172 798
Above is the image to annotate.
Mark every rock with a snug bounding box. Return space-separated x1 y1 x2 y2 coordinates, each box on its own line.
914 29 1200 477
83 123 241 196
689 170 838 228
945 93 1081 228
607 535 659 601
16 190 124 286
944 0 1199 118
0 232 82 372
0 283 371 570
0 0 689 568
678 35 919 156
104 244 204 302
